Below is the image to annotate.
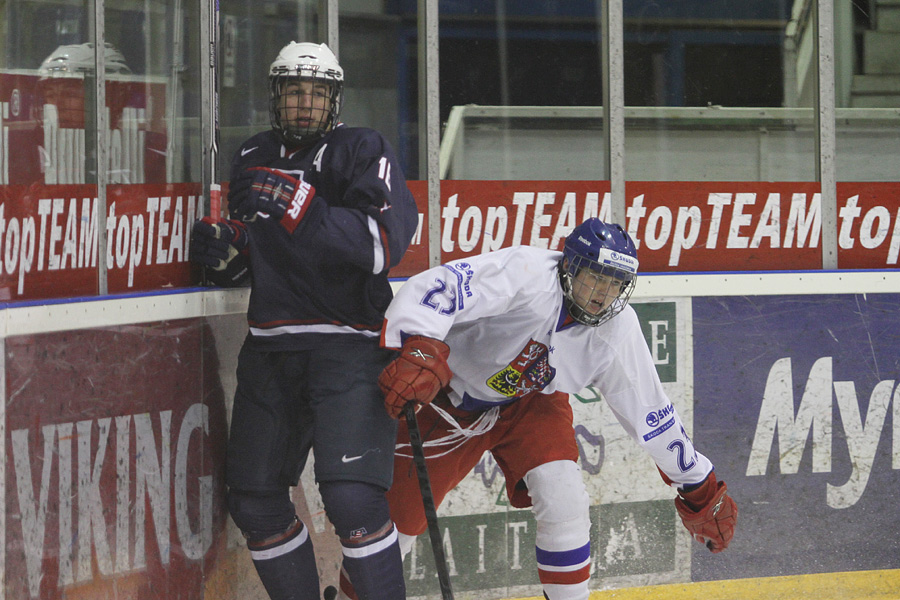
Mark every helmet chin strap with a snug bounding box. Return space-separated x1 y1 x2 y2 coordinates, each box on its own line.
558 263 603 327
280 119 331 148
564 297 605 327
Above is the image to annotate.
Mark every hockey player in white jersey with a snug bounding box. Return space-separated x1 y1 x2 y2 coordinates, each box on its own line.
348 218 737 600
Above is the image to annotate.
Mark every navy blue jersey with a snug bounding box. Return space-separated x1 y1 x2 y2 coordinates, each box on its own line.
228 125 418 350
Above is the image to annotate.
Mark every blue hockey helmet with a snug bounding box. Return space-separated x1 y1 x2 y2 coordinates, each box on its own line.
559 218 639 326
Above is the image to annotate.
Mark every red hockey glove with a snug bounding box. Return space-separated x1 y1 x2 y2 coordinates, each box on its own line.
228 167 315 233
379 336 452 419
674 472 737 553
190 217 250 286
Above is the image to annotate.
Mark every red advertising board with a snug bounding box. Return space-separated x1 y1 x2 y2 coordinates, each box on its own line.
0 183 203 300
413 180 900 273
0 178 897 301
835 182 900 269
4 320 230 599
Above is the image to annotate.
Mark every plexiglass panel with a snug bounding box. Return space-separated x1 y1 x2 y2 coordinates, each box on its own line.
623 1 817 181
217 0 320 183
1 0 96 187
433 2 607 181
0 0 202 300
834 0 900 181
338 5 410 177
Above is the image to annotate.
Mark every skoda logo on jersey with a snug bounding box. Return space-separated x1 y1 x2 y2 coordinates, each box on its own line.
645 403 675 427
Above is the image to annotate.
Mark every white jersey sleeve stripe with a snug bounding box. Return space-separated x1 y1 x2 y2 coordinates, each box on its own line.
368 216 385 274
250 324 380 337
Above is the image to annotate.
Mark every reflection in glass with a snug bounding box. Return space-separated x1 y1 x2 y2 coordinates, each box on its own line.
0 1 204 300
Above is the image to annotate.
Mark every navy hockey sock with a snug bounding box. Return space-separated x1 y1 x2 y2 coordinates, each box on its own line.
320 481 405 600
339 520 404 600
248 518 320 600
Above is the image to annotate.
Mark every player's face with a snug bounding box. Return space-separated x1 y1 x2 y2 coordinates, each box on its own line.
571 267 625 316
277 79 332 134
38 79 87 129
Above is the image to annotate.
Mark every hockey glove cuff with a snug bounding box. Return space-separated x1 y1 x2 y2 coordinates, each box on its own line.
229 167 315 233
674 472 737 553
379 336 452 419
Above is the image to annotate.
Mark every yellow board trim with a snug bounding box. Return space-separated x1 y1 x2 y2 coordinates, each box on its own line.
510 569 900 600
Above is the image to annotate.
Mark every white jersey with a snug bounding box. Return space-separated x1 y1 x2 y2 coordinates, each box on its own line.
383 245 713 487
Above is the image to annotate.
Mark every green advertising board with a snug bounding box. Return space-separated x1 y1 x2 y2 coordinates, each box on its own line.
404 501 676 595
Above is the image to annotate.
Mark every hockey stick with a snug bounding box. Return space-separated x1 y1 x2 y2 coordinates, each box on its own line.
199 0 220 287
404 403 455 600
208 0 221 219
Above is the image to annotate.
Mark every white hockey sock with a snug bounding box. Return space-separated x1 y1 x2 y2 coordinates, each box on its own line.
524 461 592 600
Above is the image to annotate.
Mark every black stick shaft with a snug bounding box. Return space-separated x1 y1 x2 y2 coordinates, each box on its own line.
404 403 454 600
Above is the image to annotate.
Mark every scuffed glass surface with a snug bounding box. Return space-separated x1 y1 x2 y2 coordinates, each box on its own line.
1 0 98 186
105 0 202 184
0 0 201 185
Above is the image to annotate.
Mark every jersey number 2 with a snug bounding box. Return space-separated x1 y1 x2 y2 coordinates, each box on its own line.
667 426 697 473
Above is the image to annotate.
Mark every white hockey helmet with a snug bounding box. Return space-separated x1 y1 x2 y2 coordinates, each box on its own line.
39 43 132 77
269 42 344 146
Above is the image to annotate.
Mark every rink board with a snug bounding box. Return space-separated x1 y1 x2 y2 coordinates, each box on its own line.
3 321 228 599
0 291 285 599
691 294 900 580
1 281 899 598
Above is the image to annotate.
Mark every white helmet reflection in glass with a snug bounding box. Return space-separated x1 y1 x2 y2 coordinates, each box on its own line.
39 42 132 76
269 42 344 147
36 43 133 129
559 218 639 327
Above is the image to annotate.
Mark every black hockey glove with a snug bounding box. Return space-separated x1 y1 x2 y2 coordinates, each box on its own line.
190 217 250 287
228 167 315 233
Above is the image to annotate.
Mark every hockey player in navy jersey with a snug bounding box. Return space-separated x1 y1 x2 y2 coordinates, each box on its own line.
190 42 418 600
358 219 737 600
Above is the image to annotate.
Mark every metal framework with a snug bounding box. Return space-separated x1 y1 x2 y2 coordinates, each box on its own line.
816 0 838 269
92 0 109 294
419 0 441 268
602 0 626 225
83 0 844 284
